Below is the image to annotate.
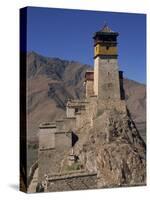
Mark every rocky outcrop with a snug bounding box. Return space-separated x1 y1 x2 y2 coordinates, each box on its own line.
71 109 146 187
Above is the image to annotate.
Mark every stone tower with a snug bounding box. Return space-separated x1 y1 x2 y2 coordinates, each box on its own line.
93 24 121 99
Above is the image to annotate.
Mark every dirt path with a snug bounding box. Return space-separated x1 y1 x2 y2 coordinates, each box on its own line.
28 168 38 193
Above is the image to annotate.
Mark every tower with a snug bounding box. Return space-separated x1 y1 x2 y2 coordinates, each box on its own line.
93 24 121 99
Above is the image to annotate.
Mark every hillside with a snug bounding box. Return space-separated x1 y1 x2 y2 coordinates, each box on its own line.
27 52 146 143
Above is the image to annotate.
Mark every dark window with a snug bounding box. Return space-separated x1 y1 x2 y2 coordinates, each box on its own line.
75 108 78 113
108 83 113 88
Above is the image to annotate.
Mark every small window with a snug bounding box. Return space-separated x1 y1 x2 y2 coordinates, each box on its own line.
75 108 78 113
108 83 113 88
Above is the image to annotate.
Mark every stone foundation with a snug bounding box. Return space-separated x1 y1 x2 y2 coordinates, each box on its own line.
44 171 97 192
97 99 126 114
86 80 94 97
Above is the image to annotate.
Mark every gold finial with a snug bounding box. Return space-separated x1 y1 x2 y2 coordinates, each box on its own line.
101 22 113 33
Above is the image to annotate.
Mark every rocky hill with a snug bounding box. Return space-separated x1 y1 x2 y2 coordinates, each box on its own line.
56 107 146 188
27 52 146 143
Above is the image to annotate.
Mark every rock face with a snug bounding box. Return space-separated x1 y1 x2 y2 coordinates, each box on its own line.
72 109 146 187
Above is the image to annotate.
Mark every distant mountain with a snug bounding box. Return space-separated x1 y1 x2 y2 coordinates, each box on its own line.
27 52 146 142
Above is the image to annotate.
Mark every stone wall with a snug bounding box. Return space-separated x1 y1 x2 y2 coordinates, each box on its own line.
55 131 72 151
86 80 94 97
38 149 68 183
38 121 73 183
99 59 121 99
45 171 97 192
94 56 99 95
97 99 127 114
63 117 76 131
94 57 121 100
74 97 127 131
55 120 64 131
38 149 56 182
39 123 56 150
66 107 75 118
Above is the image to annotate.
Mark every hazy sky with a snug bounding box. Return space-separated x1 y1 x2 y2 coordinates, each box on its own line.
26 7 146 83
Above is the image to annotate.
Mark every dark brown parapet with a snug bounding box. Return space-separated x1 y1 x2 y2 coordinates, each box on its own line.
85 71 94 81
